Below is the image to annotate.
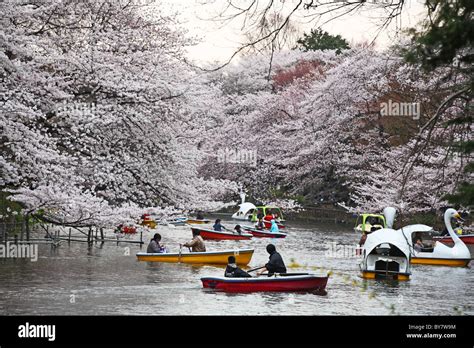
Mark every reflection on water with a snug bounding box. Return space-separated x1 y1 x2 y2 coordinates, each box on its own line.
0 218 472 315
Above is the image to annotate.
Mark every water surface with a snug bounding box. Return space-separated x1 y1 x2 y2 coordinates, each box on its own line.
0 218 472 315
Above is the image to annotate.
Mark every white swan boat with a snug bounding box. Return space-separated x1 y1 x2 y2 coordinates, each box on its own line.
360 228 411 281
231 191 257 221
398 209 471 267
232 202 257 221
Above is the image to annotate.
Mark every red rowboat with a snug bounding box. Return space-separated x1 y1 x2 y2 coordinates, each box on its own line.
433 234 474 245
242 226 287 238
117 225 137 234
191 227 253 241
201 273 329 293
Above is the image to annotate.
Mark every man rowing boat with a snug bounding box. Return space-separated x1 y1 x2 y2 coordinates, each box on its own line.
181 229 206 252
257 244 287 276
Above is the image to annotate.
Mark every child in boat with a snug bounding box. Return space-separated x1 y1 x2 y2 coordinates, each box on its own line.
225 256 251 278
269 220 279 233
182 230 206 252
234 225 243 234
257 244 287 276
255 218 265 230
213 219 226 232
147 233 167 253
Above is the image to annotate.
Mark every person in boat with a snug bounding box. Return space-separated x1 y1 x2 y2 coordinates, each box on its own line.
264 213 274 223
269 219 279 233
255 217 265 230
358 232 367 247
213 219 227 232
224 256 251 278
441 220 463 236
147 233 167 253
234 224 243 235
414 238 424 252
366 216 377 226
256 209 264 221
356 233 366 256
181 229 206 252
257 244 287 276
196 211 204 220
370 226 381 232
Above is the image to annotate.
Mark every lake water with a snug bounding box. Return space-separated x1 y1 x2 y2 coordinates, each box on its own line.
0 217 472 315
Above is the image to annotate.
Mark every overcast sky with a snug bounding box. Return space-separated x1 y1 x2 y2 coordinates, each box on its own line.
160 0 427 63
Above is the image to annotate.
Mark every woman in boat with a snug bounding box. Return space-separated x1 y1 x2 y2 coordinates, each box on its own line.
257 244 287 276
264 213 274 223
196 211 204 220
182 230 206 252
213 219 227 232
234 225 243 235
225 256 251 278
147 233 167 253
269 219 279 233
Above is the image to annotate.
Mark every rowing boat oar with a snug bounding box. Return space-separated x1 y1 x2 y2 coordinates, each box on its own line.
247 266 266 273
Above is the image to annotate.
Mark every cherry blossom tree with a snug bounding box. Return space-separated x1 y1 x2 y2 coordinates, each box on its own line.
198 45 471 214
1 0 236 227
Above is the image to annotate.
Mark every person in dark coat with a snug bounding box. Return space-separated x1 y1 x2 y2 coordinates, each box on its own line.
257 244 287 276
234 224 243 234
224 256 251 278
